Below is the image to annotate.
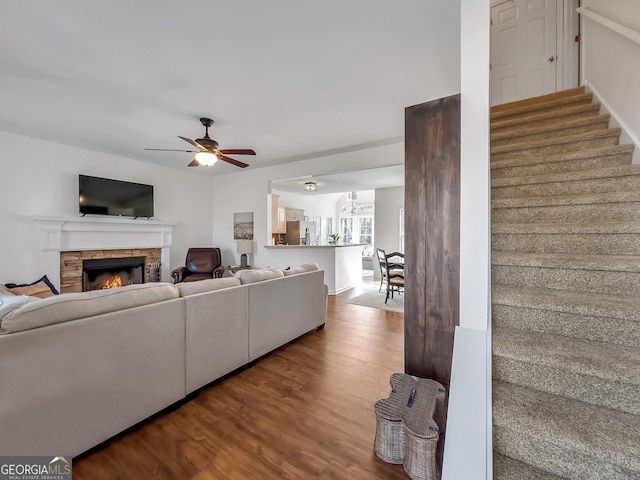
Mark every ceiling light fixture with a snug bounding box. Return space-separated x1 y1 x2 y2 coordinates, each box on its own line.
303 181 318 192
195 151 218 167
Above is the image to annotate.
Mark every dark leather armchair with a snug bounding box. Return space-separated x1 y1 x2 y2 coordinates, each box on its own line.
171 248 225 283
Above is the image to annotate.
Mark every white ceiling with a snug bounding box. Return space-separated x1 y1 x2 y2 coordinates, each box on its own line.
271 164 404 195
0 1 461 176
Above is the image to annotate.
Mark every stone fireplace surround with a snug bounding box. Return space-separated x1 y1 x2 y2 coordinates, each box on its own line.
34 216 178 292
62 250 158 293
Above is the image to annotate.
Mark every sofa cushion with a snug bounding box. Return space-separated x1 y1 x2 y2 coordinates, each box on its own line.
235 268 284 284
0 284 14 295
5 275 59 298
0 283 179 334
177 277 241 297
282 262 320 277
0 294 39 319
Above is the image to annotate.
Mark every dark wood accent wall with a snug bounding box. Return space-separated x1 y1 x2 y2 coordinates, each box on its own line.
404 94 461 387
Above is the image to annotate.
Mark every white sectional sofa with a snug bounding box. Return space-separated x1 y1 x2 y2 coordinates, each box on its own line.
0 264 326 457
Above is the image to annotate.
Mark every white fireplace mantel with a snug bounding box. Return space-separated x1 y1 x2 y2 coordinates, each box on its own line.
33 216 179 288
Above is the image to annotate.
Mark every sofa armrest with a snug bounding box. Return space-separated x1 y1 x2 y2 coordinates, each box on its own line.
213 265 225 278
171 267 190 284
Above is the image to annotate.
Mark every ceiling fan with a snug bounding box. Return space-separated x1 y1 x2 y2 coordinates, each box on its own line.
145 117 255 168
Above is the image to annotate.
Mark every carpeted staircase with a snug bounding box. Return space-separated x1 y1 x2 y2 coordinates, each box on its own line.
490 87 640 479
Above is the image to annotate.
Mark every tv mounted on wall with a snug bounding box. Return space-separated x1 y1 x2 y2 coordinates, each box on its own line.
79 175 154 218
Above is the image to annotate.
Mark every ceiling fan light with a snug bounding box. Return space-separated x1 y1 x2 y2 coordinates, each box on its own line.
303 181 317 192
195 151 218 166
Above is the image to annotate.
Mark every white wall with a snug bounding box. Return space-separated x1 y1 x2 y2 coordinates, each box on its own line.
302 193 342 221
442 0 491 479
582 0 640 161
211 143 404 269
374 186 404 254
372 186 404 279
273 191 306 210
0 130 213 285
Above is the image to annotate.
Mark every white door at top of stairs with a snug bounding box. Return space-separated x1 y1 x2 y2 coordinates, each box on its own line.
490 0 558 105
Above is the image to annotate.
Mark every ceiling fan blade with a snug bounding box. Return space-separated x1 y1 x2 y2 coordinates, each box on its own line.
178 136 207 151
218 149 256 156
218 155 249 168
187 159 200 167
144 148 199 153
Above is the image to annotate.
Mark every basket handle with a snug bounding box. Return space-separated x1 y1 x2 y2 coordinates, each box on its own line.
407 388 416 407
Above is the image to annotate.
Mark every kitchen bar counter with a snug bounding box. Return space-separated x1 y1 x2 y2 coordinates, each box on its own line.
264 243 363 294
264 244 366 248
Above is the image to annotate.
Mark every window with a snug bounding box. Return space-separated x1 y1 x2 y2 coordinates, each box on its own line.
358 217 373 245
325 217 333 237
340 218 353 244
314 216 322 245
339 216 374 244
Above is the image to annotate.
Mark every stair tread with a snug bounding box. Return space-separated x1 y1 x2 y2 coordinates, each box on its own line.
492 285 640 321
490 86 586 114
492 189 640 208
491 102 601 131
491 144 634 170
492 251 640 272
491 91 592 120
491 113 610 141
493 327 640 385
493 381 640 470
491 127 621 155
492 164 640 188
492 221 640 234
494 453 566 480
491 87 640 479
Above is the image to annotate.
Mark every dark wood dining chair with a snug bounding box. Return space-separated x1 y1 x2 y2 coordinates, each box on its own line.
376 248 404 304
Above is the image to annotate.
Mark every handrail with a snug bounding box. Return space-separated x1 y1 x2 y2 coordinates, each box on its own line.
577 6 640 46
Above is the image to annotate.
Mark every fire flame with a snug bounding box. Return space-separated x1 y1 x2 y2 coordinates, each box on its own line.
102 273 124 289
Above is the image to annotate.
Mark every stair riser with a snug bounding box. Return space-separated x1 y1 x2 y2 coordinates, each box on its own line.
491 122 609 147
491 95 593 122
491 154 632 179
492 232 640 256
492 304 640 348
492 202 640 224
492 265 640 296
492 174 640 199
491 136 619 161
493 356 640 415
491 105 601 132
493 426 640 479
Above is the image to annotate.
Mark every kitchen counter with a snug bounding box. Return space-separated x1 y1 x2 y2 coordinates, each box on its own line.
264 244 366 248
264 243 364 294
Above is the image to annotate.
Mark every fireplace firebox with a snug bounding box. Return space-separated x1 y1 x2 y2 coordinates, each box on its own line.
82 256 145 292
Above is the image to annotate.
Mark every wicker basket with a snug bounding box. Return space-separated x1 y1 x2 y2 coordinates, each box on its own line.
373 373 447 480
402 379 446 480
373 373 415 463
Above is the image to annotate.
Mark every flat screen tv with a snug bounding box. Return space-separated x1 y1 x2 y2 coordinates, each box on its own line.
79 175 154 218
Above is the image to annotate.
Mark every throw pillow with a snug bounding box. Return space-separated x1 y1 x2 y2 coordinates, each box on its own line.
5 275 60 298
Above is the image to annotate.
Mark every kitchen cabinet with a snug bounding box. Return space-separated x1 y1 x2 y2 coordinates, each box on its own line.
285 208 305 222
277 207 287 233
271 195 287 234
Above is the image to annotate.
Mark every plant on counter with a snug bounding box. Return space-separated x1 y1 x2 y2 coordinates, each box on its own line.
328 233 340 245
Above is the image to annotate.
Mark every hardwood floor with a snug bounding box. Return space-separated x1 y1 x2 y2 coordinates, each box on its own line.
73 287 407 479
